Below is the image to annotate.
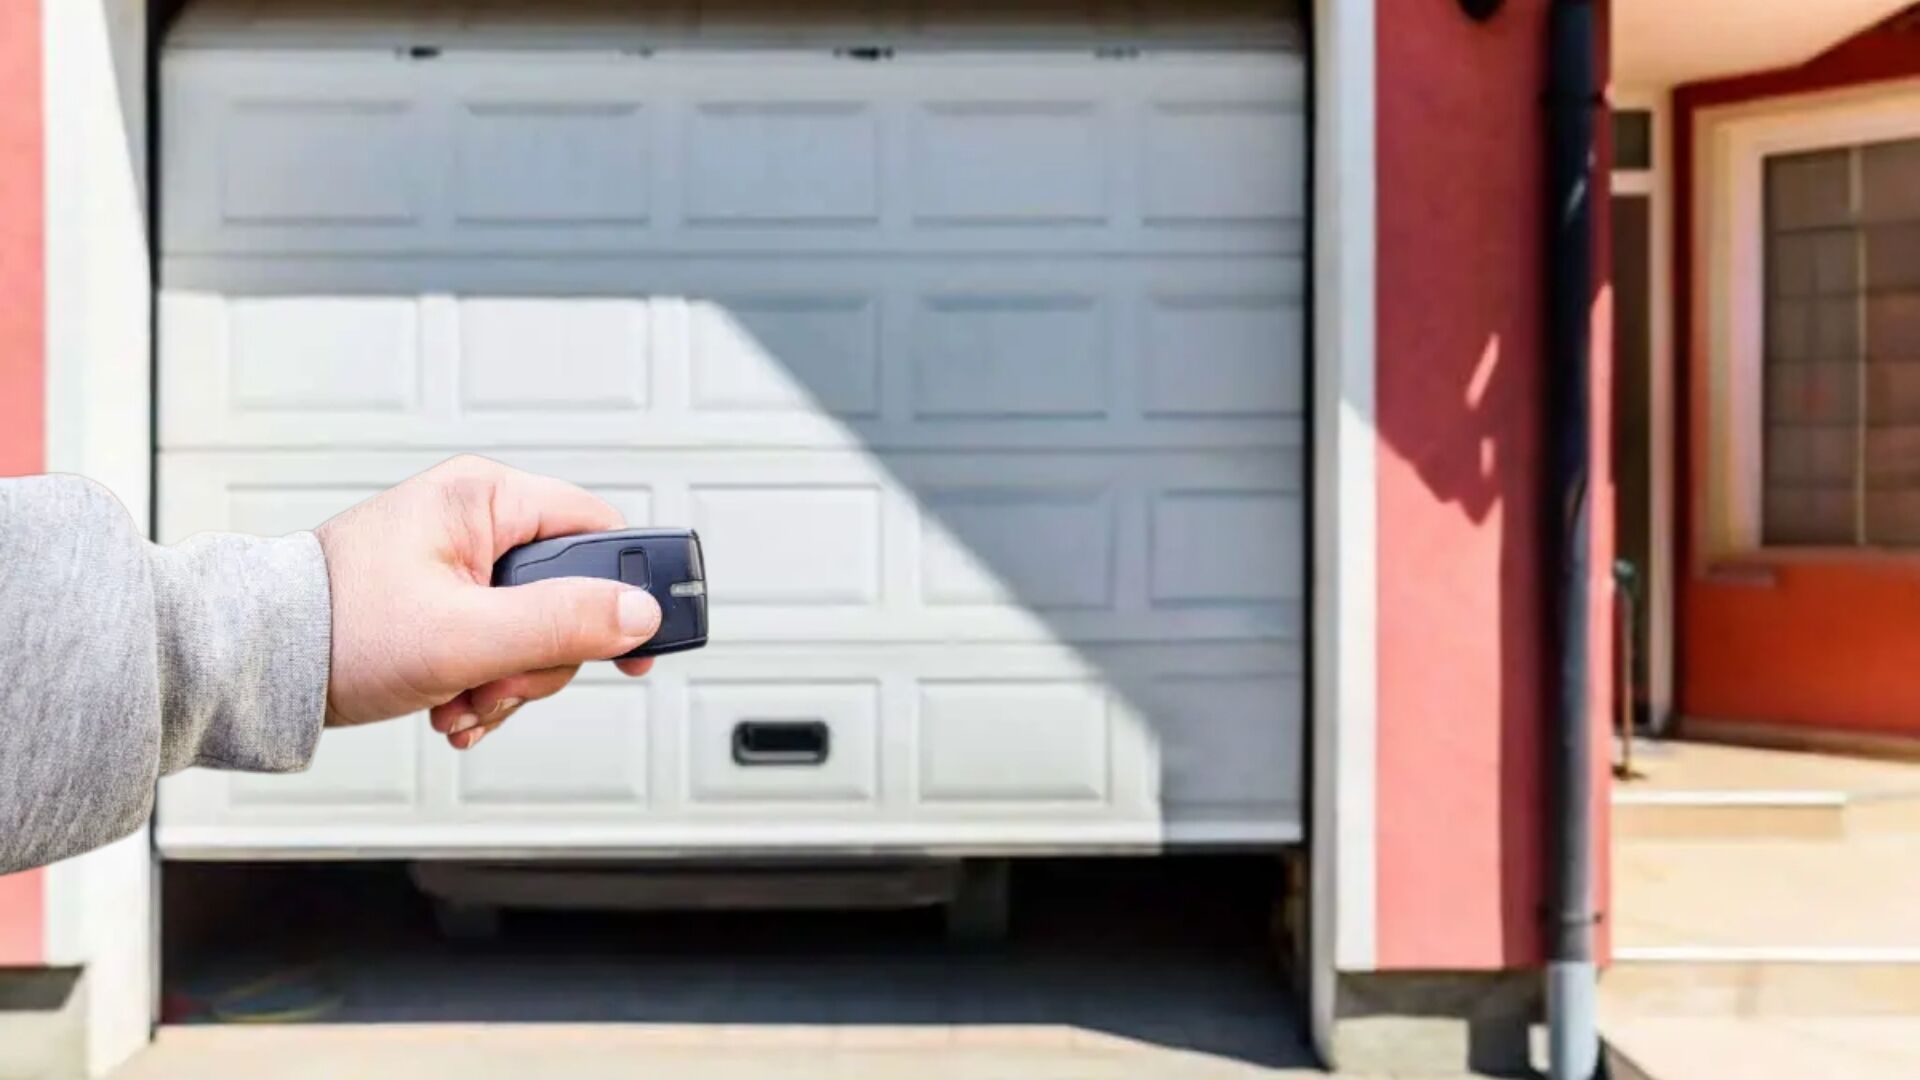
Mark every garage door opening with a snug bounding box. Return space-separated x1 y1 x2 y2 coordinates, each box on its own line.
153 0 1312 1066
161 857 1313 1070
157 0 1308 857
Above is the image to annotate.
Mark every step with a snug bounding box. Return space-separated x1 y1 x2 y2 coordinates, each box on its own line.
1614 789 1920 841
1602 953 1920 1073
1605 951 1920 1016
1613 790 1848 841
1599 1016 1920 1080
1605 739 1920 1073
1614 838 1920 953
1610 835 1920 1021
1613 740 1920 841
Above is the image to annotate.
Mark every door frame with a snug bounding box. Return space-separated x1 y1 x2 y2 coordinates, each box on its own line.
40 0 157 1073
1609 86 1675 734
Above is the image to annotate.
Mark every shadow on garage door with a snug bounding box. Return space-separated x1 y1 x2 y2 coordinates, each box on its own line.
160 857 1313 1070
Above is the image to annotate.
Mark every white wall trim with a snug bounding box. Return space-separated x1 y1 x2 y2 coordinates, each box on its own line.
1610 84 1674 730
1308 0 1378 1059
41 0 155 1074
1697 78 1920 559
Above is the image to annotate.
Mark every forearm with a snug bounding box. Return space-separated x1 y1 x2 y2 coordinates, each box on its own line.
0 476 331 873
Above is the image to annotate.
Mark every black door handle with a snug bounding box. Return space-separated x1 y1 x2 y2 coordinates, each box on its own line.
732 720 830 766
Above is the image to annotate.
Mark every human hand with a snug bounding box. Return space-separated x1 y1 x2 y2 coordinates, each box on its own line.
314 455 661 749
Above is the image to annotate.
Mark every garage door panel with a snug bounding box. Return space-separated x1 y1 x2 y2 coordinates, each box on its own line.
684 101 882 225
1143 673 1302 817
1140 101 1305 224
158 451 1298 646
452 101 653 226
595 486 657 530
1149 490 1303 604
457 298 651 411
163 473 655 547
912 292 1110 419
691 484 885 606
909 100 1110 225
690 295 882 416
918 487 1115 610
686 680 881 805
1140 292 1303 417
916 681 1111 804
228 296 420 411
164 52 1302 258
225 720 417 809
158 642 1297 852
162 56 424 251
160 258 1303 451
224 99 421 226
157 36 1304 855
456 684 651 807
222 485 380 540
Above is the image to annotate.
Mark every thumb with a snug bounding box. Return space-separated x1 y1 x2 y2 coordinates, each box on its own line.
458 577 662 687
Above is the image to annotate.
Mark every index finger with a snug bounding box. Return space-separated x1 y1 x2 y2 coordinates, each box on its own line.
487 467 626 560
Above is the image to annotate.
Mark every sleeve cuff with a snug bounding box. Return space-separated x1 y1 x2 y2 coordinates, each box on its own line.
147 530 333 775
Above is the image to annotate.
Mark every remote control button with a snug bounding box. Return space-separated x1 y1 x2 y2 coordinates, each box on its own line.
618 548 651 588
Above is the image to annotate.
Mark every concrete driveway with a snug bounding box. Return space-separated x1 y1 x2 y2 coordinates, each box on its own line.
116 1024 1345 1080
125 859 1425 1079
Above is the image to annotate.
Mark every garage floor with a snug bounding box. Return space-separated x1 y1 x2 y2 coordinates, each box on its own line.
114 1023 1360 1080
138 859 1351 1078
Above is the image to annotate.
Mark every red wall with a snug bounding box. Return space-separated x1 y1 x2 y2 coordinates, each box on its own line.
1677 14 1920 736
0 0 45 966
1375 0 1613 969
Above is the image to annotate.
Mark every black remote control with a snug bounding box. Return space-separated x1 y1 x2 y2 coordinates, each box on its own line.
491 528 708 658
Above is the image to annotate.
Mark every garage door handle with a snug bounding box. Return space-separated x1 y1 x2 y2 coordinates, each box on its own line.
733 720 830 766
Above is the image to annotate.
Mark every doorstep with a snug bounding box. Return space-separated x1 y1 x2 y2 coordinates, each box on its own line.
1604 738 1920 1079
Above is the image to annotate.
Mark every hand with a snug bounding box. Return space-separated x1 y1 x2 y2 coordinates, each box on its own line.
314 455 662 750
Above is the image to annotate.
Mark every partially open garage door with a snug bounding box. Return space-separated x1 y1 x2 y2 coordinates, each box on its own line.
155 0 1308 856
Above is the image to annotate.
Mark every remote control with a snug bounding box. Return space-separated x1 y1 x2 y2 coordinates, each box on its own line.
491 528 708 658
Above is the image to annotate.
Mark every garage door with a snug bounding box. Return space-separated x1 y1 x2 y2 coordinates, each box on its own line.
155 0 1307 856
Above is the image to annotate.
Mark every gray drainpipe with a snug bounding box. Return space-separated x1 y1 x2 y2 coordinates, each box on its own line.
1544 1 1600 1078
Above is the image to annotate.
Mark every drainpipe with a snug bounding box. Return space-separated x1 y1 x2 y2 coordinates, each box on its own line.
1545 2 1599 1079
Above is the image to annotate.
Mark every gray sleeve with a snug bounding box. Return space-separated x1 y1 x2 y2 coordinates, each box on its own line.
0 475 332 873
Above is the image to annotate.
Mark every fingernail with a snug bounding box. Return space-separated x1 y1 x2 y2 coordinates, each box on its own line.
450 712 481 734
488 697 523 720
619 588 662 636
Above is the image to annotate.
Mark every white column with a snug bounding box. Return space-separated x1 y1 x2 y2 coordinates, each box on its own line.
1308 0 1379 1065
41 0 155 1074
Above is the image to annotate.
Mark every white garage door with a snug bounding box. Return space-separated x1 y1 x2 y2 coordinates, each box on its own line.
155 1 1307 857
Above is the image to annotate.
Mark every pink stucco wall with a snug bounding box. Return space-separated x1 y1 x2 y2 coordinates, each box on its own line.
1375 0 1614 969
0 0 46 967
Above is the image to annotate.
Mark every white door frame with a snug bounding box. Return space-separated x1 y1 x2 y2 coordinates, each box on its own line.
1306 0 1378 1059
39 1 1378 1071
1609 87 1675 733
41 0 156 1074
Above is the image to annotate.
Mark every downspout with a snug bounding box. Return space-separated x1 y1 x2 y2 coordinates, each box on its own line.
1545 2 1599 1079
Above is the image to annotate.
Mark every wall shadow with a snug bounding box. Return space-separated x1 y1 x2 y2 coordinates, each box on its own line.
1370 1 1610 966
